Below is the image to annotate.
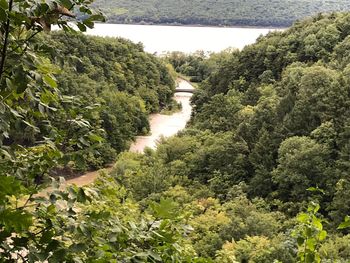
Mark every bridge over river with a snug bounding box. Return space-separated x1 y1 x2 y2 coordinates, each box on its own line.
65 79 195 187
174 79 195 93
175 88 195 93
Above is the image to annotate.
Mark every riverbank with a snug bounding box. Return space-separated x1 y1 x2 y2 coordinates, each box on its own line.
66 79 194 186
93 22 286 30
126 79 194 152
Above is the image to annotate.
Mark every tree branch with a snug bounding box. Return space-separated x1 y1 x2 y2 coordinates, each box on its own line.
0 0 14 85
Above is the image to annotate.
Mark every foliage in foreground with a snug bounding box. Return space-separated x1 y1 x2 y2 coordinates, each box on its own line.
0 172 198 262
0 0 176 261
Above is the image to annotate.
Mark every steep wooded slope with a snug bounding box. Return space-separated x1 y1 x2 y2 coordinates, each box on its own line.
94 0 350 27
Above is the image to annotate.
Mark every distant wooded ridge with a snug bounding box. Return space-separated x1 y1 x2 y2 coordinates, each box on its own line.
92 0 350 27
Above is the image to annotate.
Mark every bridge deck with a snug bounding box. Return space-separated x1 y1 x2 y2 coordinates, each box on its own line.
175 88 194 93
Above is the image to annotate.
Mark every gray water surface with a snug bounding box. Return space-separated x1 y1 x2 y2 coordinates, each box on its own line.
86 23 279 53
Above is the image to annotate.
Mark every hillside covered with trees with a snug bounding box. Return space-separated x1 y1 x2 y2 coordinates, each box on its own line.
93 0 350 27
99 12 350 261
42 32 175 173
1 0 350 262
3 30 176 175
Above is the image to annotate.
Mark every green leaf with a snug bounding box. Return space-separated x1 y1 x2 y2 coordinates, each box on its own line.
77 22 86 32
149 251 162 261
312 217 323 231
40 230 55 244
0 0 8 9
0 209 33 232
313 204 320 213
297 213 309 223
0 176 22 199
6 77 13 89
307 187 325 194
13 67 29 94
47 204 56 214
318 230 327 241
38 103 45 114
88 133 104 143
78 137 90 146
135 252 149 259
9 107 22 118
22 120 40 132
43 75 58 89
0 6 7 22
0 148 12 159
150 198 179 219
77 188 89 202
58 0 73 9
88 14 106 22
297 237 304 246
83 19 94 29
79 6 92 15
305 253 315 263
69 243 88 253
338 216 350 230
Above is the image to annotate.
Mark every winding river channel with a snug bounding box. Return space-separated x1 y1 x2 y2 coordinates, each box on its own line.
129 79 193 152
65 24 277 186
66 79 194 186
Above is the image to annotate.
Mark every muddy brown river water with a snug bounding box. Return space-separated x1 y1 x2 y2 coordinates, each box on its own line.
66 79 194 186
129 79 193 152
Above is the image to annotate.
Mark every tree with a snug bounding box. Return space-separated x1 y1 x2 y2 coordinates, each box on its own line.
0 0 104 259
272 136 331 202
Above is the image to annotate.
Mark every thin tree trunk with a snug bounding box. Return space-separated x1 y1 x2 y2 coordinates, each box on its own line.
0 0 14 85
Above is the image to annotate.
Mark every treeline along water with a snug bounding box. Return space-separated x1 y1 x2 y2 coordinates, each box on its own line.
68 79 194 186
65 24 276 185
66 24 275 185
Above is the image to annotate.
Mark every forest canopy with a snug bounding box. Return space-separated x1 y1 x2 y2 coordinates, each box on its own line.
42 32 175 172
100 12 350 261
1 0 350 261
93 0 350 27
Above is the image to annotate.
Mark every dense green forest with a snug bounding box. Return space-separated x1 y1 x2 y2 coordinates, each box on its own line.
165 50 234 83
153 12 350 261
4 30 175 174
93 0 350 27
1 0 350 262
43 32 175 173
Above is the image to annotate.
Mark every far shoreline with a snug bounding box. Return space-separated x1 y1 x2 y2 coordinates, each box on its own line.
96 22 287 30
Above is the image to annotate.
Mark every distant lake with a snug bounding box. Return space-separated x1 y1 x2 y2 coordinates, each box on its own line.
86 24 280 53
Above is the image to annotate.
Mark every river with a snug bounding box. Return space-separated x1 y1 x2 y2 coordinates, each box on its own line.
66 79 194 186
130 79 193 152
66 24 276 186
